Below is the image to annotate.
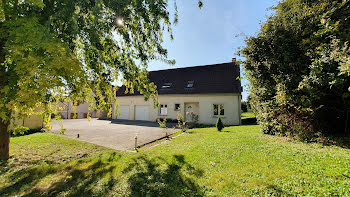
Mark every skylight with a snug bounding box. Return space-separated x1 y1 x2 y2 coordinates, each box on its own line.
161 83 172 89
186 81 194 88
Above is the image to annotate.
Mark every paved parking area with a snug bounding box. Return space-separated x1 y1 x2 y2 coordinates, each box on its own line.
50 119 177 150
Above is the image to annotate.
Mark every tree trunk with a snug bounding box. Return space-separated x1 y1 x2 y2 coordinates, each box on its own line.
0 118 10 160
0 0 10 161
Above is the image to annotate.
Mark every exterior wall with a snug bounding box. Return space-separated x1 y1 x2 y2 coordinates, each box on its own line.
113 94 241 125
10 114 43 130
58 102 101 119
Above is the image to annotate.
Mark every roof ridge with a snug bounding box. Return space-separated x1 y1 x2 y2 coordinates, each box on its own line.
149 61 235 73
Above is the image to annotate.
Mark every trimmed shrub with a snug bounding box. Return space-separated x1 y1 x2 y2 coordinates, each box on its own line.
11 127 43 136
216 116 224 131
12 126 30 136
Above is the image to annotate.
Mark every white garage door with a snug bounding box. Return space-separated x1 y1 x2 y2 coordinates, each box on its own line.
117 106 129 120
135 106 149 121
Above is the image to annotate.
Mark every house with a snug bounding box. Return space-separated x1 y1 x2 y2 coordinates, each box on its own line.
113 60 242 125
11 113 43 130
58 101 109 119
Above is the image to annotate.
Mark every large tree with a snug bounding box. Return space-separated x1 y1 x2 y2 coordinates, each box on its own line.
241 0 350 139
0 0 202 160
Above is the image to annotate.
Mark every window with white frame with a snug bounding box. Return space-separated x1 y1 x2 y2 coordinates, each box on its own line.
160 104 168 115
213 104 224 116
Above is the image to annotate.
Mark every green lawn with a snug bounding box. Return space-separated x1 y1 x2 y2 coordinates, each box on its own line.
1 126 350 196
241 112 255 119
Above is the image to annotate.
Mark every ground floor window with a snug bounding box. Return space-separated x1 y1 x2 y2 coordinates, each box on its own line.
213 104 224 116
175 103 180 111
160 104 168 115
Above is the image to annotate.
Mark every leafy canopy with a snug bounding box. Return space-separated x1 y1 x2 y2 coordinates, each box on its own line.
0 0 201 127
240 0 350 138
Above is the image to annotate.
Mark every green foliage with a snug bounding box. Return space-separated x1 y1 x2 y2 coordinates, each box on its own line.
216 116 224 131
11 126 29 136
241 112 257 125
60 128 66 135
176 110 187 132
241 101 250 112
157 117 167 128
0 0 202 130
10 127 43 136
198 0 203 9
241 112 255 119
240 0 350 138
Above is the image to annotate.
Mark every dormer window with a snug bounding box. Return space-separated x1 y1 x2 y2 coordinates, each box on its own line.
186 81 194 88
161 83 172 89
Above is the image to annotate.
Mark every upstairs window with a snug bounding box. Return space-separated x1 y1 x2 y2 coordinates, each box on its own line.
213 104 224 116
186 81 194 88
161 83 172 89
160 104 168 115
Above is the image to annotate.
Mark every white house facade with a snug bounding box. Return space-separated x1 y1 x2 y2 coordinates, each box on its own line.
113 61 242 125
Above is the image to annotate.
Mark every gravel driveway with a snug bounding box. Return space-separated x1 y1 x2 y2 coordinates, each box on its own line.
50 118 177 150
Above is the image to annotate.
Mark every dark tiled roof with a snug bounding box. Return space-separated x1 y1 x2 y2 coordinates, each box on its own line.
117 62 242 96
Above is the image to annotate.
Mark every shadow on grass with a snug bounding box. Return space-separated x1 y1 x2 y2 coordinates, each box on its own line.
1 153 205 196
241 117 258 125
110 119 177 128
123 154 205 197
188 120 258 130
312 136 350 149
0 152 122 197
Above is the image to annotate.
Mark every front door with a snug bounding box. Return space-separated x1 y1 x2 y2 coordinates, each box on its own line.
185 104 194 122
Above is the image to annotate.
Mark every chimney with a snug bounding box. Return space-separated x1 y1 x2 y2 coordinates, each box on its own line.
232 58 236 63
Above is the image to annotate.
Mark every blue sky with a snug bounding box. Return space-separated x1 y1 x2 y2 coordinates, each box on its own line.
148 0 278 101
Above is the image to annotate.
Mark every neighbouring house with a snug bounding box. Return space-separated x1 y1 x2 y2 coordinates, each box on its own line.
10 113 44 130
58 101 108 119
113 60 242 125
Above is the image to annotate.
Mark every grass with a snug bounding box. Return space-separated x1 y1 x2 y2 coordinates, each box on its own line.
1 126 350 196
241 112 257 125
241 112 255 119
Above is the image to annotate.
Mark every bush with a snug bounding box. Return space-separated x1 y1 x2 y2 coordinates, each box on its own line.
11 126 43 136
240 0 350 138
12 126 30 136
157 117 167 128
216 116 224 132
176 111 187 132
